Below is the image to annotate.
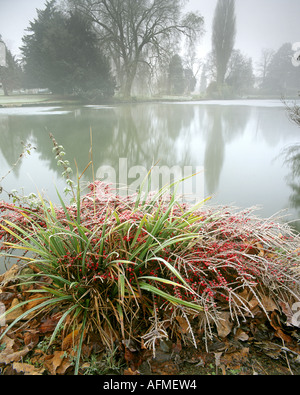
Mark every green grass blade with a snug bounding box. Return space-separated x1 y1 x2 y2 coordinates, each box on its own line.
48 304 78 347
139 282 203 312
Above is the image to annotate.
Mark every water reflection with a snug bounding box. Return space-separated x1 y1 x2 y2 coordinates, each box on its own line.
282 143 300 231
0 102 299 222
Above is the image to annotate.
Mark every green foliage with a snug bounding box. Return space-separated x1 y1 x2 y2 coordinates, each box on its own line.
167 54 197 96
21 0 115 97
212 0 236 86
168 55 185 95
261 43 300 95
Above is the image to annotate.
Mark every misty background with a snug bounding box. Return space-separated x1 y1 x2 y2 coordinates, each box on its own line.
0 0 299 98
1 0 300 64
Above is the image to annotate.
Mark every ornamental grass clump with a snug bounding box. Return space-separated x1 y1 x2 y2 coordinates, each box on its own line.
1 157 300 373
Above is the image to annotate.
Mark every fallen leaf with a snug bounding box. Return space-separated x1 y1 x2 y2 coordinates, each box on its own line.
234 328 249 342
248 297 259 311
56 357 73 375
216 312 233 338
0 265 19 286
44 351 71 375
61 329 80 351
278 301 295 326
0 345 30 364
260 295 277 312
12 362 44 375
0 292 16 308
24 294 48 318
5 298 25 324
256 242 265 257
270 312 293 343
39 313 62 334
23 331 40 349
176 316 189 334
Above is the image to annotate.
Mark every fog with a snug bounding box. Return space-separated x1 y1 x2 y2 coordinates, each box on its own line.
185 0 300 63
1 0 300 64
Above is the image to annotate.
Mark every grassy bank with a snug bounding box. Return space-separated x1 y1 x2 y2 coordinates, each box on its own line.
0 93 292 109
0 94 82 108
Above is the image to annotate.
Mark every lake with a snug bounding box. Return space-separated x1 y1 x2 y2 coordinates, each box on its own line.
0 99 300 230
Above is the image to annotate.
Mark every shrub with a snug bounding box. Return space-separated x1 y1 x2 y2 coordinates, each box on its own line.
1 140 300 374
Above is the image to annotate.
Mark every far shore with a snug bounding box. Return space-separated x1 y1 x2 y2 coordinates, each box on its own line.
0 93 290 109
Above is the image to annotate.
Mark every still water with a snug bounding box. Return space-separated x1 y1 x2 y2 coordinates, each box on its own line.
0 100 300 227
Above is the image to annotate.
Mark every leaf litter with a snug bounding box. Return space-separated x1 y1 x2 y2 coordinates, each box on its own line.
1 263 300 375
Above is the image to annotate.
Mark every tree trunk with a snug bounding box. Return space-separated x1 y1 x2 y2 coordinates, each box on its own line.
122 62 138 99
0 80 8 96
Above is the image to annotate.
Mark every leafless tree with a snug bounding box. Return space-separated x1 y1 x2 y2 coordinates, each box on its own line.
256 48 275 87
69 0 204 98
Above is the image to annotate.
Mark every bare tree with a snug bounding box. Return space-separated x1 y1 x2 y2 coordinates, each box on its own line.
212 0 236 87
69 0 204 98
256 48 275 88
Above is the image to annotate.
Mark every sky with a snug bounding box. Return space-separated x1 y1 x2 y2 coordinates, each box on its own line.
0 0 300 67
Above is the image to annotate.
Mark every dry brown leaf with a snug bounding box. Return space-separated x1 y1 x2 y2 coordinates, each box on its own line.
270 312 293 343
256 242 265 257
0 292 16 308
234 328 249 342
0 342 30 364
124 367 140 375
0 265 19 286
216 312 233 338
23 331 40 349
61 329 80 351
39 314 61 334
248 297 259 311
12 362 44 375
260 295 277 312
24 294 47 318
56 357 73 375
176 316 189 334
5 298 24 324
44 351 68 375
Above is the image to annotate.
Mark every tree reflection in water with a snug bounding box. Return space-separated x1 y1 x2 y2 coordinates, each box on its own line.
283 100 300 231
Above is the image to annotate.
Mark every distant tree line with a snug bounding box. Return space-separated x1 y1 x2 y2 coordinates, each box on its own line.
21 1 115 99
19 0 204 99
0 0 299 99
200 0 299 99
